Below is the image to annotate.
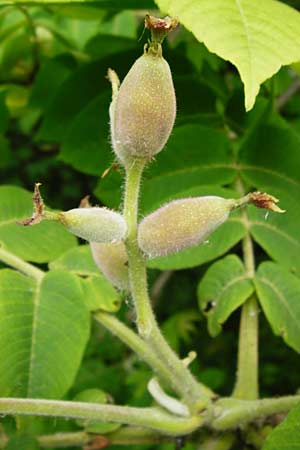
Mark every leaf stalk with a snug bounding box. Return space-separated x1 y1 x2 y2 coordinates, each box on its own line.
233 178 259 400
0 247 44 282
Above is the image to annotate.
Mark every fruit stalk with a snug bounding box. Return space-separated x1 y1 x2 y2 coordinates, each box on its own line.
123 159 212 412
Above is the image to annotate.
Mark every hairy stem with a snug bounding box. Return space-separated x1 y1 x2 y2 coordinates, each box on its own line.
0 398 203 436
233 179 259 400
0 247 44 282
123 159 212 412
213 396 300 430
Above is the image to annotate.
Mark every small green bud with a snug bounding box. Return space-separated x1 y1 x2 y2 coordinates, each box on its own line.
59 207 126 243
109 16 177 165
138 193 284 258
90 241 129 291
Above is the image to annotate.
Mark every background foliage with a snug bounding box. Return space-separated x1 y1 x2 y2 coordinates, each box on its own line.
1 0 300 449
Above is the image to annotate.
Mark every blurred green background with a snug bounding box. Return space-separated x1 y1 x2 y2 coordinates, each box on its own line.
1 1 300 449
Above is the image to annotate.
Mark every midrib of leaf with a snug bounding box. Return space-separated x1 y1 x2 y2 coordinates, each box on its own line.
149 163 234 180
27 279 41 398
235 0 253 99
212 273 252 305
251 221 300 247
257 276 300 336
239 164 300 188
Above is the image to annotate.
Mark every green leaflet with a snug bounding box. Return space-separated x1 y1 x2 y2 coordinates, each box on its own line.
262 406 300 450
0 185 76 263
49 245 122 312
198 255 254 336
255 262 300 352
155 0 300 111
0 269 90 398
240 114 300 275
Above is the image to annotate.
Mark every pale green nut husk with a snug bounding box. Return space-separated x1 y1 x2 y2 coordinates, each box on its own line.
90 241 129 291
59 207 127 243
138 197 236 258
111 51 176 164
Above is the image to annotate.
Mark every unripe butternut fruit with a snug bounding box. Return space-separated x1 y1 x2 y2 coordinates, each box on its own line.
109 16 178 165
58 207 127 243
18 184 127 244
138 197 234 258
90 241 129 291
138 193 284 258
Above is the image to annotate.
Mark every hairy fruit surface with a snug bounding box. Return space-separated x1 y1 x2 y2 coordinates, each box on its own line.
138 196 236 258
59 208 126 243
90 241 129 291
110 50 176 164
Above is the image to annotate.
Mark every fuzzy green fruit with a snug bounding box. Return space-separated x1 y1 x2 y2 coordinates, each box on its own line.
138 197 235 258
138 192 284 258
110 50 176 164
59 207 126 243
90 241 129 291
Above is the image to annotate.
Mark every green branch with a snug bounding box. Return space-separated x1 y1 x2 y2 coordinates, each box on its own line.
36 432 88 449
213 396 300 430
0 428 173 448
0 398 203 436
233 178 259 400
0 247 44 282
123 159 212 412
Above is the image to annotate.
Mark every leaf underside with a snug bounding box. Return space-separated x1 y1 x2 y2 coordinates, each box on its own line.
155 0 300 110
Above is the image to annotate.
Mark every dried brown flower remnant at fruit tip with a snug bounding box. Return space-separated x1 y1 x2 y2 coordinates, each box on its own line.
249 192 285 213
145 14 179 32
145 15 179 47
17 182 44 226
